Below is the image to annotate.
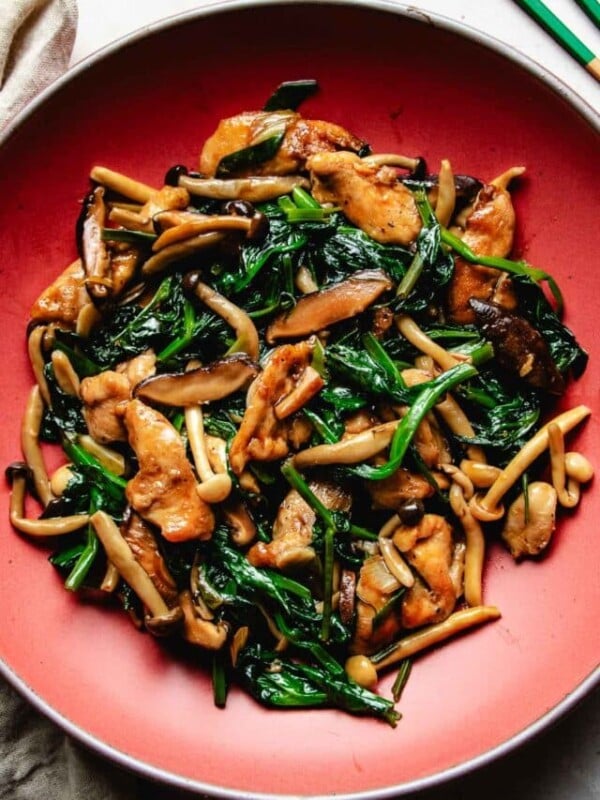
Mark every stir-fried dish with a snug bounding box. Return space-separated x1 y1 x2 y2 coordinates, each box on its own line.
7 81 593 725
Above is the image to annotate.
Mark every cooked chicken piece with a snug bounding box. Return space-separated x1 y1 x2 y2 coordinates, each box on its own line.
80 351 156 444
124 399 214 543
199 110 366 177
307 151 422 246
248 481 351 570
502 481 558 559
344 410 381 435
366 466 434 511
351 555 404 655
30 260 90 327
393 514 460 628
108 244 142 296
447 183 518 323
414 414 451 467
228 340 321 475
139 185 190 220
121 511 179 607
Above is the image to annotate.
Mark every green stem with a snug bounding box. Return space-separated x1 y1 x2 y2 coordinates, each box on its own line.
212 652 228 708
396 251 425 300
362 332 407 390
440 227 564 313
391 659 412 702
320 526 335 641
352 362 477 480
157 299 196 361
111 276 173 343
62 436 127 490
64 487 101 592
281 461 377 540
302 409 339 444
292 186 321 209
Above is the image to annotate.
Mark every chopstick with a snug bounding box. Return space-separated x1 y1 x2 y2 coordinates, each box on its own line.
513 0 600 81
575 0 600 30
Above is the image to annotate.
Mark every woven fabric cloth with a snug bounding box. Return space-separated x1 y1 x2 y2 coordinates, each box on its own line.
0 0 77 130
0 680 139 800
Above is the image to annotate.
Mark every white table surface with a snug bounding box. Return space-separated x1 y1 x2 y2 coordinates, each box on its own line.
22 1 600 798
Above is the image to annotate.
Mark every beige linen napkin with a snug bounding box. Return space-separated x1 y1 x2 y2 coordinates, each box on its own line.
0 0 77 131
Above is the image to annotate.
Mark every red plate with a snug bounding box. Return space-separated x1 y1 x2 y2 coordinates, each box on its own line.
0 2 598 797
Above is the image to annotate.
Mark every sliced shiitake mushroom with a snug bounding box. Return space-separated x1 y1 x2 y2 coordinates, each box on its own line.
133 354 258 407
77 186 111 300
266 269 393 343
469 298 565 394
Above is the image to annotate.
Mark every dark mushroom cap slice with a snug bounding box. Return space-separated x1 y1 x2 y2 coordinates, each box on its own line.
266 269 393 343
133 354 259 407
469 298 565 394
77 186 111 301
5 461 34 487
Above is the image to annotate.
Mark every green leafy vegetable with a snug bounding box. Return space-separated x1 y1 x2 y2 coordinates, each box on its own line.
263 79 319 111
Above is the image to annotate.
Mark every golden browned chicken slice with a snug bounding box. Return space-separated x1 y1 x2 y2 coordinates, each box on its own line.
124 399 214 543
228 340 320 475
80 351 156 444
199 110 366 177
393 514 460 628
248 481 351 570
366 466 434 511
446 183 518 323
307 151 422 246
108 245 143 297
121 511 179 607
30 260 90 327
352 514 462 654
351 555 404 655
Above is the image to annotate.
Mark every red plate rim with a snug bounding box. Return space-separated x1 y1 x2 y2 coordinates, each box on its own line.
1 2 598 798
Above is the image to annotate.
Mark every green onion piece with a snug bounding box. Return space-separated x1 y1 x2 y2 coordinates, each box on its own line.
291 186 321 209
440 226 564 313
320 526 335 642
396 251 425 300
391 659 412 703
284 208 335 224
64 487 100 592
277 196 297 215
212 652 228 708
263 79 319 111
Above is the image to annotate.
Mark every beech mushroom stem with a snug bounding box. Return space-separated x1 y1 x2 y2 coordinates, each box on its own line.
6 463 89 535
21 386 54 506
474 406 591 516
187 275 259 360
90 510 169 618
